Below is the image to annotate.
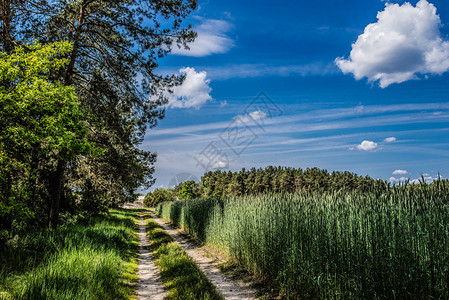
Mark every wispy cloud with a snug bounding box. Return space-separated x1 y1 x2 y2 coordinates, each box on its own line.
158 63 338 81
204 63 338 80
147 102 449 137
336 0 449 87
171 18 234 57
384 137 397 142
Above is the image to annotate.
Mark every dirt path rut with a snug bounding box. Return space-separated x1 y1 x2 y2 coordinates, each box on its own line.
136 215 168 300
150 212 257 300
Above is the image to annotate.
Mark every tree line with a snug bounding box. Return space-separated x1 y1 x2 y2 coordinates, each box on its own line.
199 166 390 198
146 166 448 208
1 0 197 242
144 166 395 207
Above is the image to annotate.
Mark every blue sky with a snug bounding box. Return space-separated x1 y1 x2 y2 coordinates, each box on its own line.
142 0 449 190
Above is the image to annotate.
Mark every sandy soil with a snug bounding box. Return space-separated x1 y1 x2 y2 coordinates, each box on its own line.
136 216 168 300
150 212 257 300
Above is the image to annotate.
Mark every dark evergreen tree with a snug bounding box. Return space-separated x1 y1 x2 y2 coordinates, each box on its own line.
198 166 388 198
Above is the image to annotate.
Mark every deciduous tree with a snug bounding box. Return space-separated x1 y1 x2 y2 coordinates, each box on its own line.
0 41 96 233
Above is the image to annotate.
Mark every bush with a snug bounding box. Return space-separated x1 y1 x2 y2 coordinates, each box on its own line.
177 181 200 200
144 189 175 207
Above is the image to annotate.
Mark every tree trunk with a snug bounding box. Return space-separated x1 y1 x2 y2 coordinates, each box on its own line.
1 0 12 53
49 159 66 229
48 1 86 229
1 0 12 90
64 1 85 86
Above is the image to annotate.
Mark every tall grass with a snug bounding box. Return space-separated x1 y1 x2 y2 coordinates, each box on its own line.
0 209 139 299
156 184 449 298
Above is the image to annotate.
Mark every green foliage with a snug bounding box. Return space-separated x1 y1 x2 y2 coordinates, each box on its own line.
199 167 389 198
146 219 223 300
0 41 97 238
156 182 449 299
0 41 94 159
156 198 222 241
143 189 175 207
177 181 200 200
1 0 197 232
0 209 138 299
6 0 197 209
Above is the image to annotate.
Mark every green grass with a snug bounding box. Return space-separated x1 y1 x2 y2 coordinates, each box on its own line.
0 209 139 299
145 218 223 300
156 183 449 299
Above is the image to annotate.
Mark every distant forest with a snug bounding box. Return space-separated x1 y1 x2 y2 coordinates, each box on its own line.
146 166 423 206
198 166 390 198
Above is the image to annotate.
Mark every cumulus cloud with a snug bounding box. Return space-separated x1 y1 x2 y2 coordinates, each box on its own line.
336 0 449 87
393 169 408 175
410 175 442 184
410 178 421 184
384 137 397 142
357 140 378 151
166 67 213 109
171 19 234 57
389 176 409 183
392 172 443 184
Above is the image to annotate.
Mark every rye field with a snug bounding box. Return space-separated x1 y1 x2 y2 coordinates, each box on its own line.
156 182 449 299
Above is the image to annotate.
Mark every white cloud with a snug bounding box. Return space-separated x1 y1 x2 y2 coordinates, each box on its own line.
148 102 449 137
384 137 397 142
171 19 233 57
395 173 443 185
235 110 268 124
393 169 408 175
389 176 409 183
336 0 449 87
412 175 440 184
357 140 378 151
166 67 213 109
424 176 434 182
204 63 337 80
249 110 267 121
212 160 228 169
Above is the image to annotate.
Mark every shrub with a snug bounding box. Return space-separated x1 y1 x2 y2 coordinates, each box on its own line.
144 189 175 207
